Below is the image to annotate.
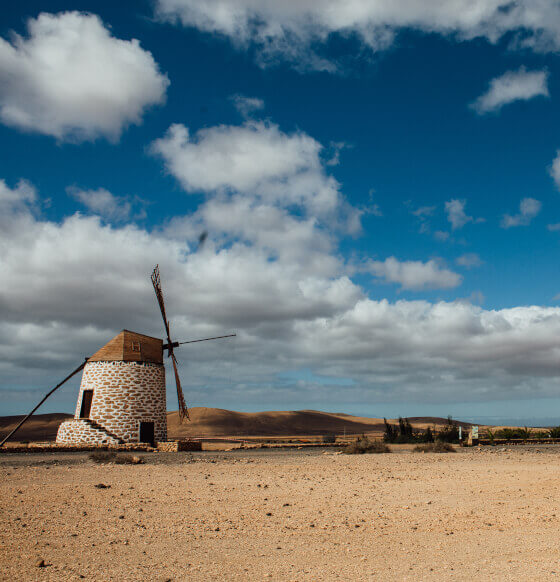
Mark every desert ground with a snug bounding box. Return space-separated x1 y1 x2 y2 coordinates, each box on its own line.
2 445 560 581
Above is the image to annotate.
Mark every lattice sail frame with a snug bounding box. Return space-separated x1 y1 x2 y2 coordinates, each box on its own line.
151 265 189 421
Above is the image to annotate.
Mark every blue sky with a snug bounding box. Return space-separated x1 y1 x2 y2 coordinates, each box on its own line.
2 1 560 424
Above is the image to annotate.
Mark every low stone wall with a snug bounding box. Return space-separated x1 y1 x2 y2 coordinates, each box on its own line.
0 442 156 453
157 440 202 452
56 419 121 446
477 438 560 446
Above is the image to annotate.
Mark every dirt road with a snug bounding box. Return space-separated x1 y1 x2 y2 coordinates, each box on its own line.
1 446 559 580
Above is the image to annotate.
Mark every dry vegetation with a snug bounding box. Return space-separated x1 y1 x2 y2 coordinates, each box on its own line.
89 451 144 464
413 442 455 453
343 436 390 454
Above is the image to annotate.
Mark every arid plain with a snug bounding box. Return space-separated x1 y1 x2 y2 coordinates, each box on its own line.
2 445 560 581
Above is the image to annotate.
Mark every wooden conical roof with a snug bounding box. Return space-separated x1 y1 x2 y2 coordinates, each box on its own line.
88 330 163 364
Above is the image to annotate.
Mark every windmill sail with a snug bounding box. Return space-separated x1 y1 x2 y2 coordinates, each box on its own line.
171 352 188 420
151 265 189 421
151 265 171 340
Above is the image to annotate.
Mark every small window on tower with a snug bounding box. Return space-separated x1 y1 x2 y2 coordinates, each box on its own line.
131 341 141 352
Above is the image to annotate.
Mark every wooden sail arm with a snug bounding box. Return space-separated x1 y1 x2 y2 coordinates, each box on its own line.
163 334 236 350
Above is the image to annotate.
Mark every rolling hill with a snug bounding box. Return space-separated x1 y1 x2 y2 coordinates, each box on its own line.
0 408 473 442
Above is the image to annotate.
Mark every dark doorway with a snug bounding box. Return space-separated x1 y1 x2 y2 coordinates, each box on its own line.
139 421 155 446
79 390 93 419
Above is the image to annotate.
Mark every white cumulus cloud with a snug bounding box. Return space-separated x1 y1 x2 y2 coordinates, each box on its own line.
67 187 133 222
549 150 560 191
471 67 549 114
0 178 37 217
456 253 483 269
367 257 462 291
501 197 542 228
231 95 265 117
434 230 450 242
0 11 169 142
151 121 358 228
445 199 480 230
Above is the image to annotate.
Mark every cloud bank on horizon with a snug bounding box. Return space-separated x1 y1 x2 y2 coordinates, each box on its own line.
3 171 560 410
1 2 560 417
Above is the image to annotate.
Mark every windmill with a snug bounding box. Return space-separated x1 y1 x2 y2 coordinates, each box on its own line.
0 266 235 447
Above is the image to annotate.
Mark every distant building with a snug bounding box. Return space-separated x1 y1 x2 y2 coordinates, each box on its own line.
56 330 166 446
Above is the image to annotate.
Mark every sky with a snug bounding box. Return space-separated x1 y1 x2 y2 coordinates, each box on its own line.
2 1 560 425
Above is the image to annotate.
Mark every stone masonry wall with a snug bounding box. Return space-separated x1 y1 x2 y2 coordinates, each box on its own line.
56 419 121 446
56 361 167 445
157 440 202 452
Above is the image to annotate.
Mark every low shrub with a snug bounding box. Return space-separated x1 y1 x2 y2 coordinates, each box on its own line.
518 427 532 440
485 428 496 444
89 451 144 464
344 435 390 454
436 416 460 443
413 442 455 453
495 427 532 440
114 454 144 465
89 451 116 463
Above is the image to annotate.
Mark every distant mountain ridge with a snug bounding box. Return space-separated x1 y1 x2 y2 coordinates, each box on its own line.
0 408 473 442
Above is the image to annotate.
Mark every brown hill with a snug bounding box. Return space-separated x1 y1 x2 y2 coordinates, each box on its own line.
167 408 387 438
0 413 72 442
167 409 474 438
0 409 473 442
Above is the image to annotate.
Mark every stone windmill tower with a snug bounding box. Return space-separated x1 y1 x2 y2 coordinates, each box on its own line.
0 266 234 448
56 330 167 446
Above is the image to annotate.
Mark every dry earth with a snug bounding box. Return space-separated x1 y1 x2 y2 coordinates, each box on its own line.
1 446 560 581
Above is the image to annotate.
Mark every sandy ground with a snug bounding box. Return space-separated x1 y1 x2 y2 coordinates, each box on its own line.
1 446 560 581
